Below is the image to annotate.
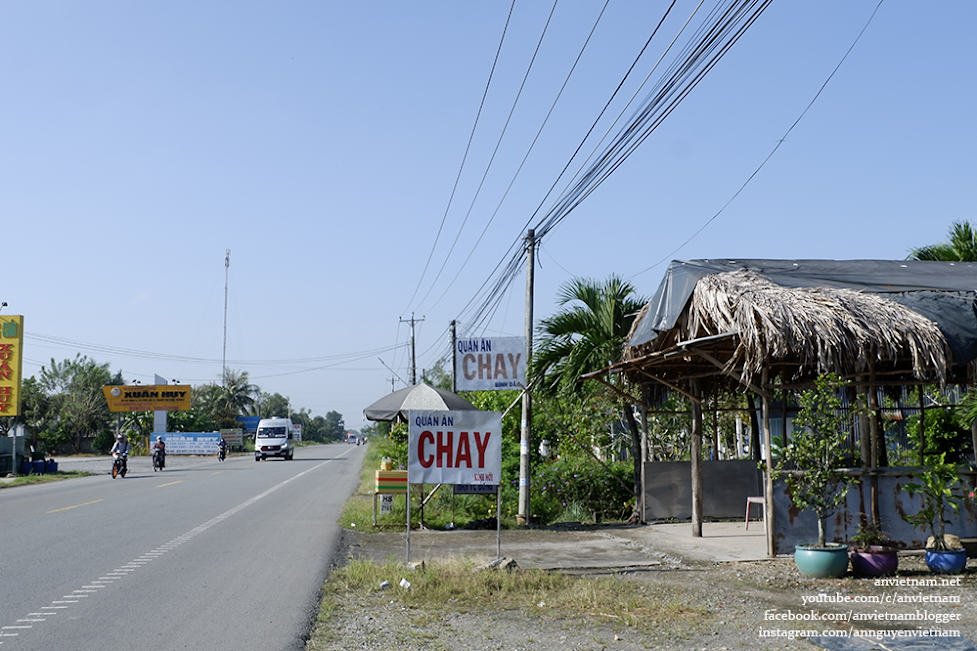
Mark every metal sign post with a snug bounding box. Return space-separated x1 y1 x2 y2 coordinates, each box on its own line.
407 409 503 562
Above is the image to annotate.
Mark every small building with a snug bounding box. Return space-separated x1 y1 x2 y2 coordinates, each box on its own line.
588 259 977 554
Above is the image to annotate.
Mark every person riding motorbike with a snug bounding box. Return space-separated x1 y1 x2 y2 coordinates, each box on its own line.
217 437 228 461
110 433 130 476
152 436 166 469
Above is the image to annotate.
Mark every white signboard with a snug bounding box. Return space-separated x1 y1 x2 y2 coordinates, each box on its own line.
454 336 526 391
408 410 501 485
291 423 302 442
156 432 220 455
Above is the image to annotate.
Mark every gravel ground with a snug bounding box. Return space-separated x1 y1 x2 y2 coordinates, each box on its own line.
310 529 977 651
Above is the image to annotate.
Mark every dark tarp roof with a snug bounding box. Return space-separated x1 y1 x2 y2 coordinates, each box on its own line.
628 259 977 365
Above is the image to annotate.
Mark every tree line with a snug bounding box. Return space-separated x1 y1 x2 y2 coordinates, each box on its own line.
1 355 346 454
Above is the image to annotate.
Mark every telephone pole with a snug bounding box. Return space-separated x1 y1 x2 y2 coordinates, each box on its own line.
450 320 457 393
518 229 535 525
222 248 230 385
400 313 424 385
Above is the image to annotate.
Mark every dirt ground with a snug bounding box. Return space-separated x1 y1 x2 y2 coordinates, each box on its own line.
312 525 977 651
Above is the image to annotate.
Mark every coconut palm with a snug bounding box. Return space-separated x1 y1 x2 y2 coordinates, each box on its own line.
907 220 977 261
199 369 259 428
531 275 648 520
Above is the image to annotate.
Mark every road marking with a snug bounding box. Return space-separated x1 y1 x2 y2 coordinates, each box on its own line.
0 455 340 645
46 499 103 514
156 480 183 487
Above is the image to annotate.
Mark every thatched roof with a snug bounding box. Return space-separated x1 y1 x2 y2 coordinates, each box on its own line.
614 271 958 394
678 270 950 384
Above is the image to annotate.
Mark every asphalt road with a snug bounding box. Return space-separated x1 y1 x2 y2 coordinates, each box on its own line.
0 444 365 651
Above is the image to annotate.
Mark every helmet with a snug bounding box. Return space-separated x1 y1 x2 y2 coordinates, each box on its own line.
156 436 162 441
116 433 125 441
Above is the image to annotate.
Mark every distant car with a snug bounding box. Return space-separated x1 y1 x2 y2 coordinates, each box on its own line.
346 433 359 445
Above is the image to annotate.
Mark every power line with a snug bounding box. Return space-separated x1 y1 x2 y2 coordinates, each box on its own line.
460 0 774 334
26 332 406 368
419 0 616 318
630 0 886 278
401 0 518 316
413 0 562 313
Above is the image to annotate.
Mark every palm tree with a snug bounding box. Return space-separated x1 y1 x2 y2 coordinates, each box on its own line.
908 219 977 459
531 275 648 520
907 220 977 261
200 369 259 428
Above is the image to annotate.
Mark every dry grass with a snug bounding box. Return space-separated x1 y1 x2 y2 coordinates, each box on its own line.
311 557 707 645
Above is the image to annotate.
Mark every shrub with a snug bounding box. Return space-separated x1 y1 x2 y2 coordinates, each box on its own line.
533 456 634 524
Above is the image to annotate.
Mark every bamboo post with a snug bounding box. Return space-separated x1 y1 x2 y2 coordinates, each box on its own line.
762 368 775 557
691 380 703 538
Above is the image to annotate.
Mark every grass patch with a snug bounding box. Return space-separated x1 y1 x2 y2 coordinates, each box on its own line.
338 443 521 532
310 557 707 647
0 471 95 489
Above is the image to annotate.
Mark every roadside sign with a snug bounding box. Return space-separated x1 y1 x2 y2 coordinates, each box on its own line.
103 385 192 412
454 336 525 391
408 409 501 485
156 432 219 455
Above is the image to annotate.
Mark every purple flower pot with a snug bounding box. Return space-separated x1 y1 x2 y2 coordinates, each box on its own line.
849 546 898 577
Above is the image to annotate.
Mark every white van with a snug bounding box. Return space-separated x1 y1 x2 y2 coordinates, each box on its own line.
254 417 295 461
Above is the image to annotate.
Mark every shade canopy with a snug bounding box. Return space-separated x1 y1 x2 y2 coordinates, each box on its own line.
362 383 478 422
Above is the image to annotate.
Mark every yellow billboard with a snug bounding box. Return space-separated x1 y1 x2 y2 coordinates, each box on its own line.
0 315 24 416
102 384 192 412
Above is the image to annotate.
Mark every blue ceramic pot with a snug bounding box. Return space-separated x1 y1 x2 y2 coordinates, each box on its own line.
924 548 967 574
850 547 898 577
795 544 850 578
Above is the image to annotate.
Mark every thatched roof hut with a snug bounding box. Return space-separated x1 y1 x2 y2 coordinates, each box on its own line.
585 259 977 555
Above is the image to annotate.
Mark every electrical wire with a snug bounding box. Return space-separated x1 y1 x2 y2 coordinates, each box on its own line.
26 332 406 368
400 0 517 317
459 0 773 334
418 0 615 318
630 0 886 278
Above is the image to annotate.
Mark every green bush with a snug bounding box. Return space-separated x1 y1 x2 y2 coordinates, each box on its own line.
533 456 634 524
362 430 635 528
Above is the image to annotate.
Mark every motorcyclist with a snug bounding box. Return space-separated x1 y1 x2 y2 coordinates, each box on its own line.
153 436 166 469
110 433 130 476
217 437 228 460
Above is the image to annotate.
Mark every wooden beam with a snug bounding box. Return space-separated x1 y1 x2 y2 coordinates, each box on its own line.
635 369 700 404
691 348 773 400
588 377 645 407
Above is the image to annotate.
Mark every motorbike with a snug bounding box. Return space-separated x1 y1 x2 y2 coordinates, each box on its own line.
218 446 226 462
111 453 128 479
152 449 165 471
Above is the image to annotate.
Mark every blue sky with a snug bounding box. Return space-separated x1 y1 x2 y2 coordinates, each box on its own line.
3 1 974 430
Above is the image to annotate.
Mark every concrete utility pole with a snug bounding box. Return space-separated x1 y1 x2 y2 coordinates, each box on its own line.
450 320 457 393
518 229 535 524
400 313 424 385
223 248 230 385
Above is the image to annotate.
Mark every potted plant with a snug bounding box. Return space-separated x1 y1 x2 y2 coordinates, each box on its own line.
902 453 968 574
848 518 898 577
776 373 852 578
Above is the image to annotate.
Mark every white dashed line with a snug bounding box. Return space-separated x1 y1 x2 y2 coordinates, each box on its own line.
0 458 332 647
